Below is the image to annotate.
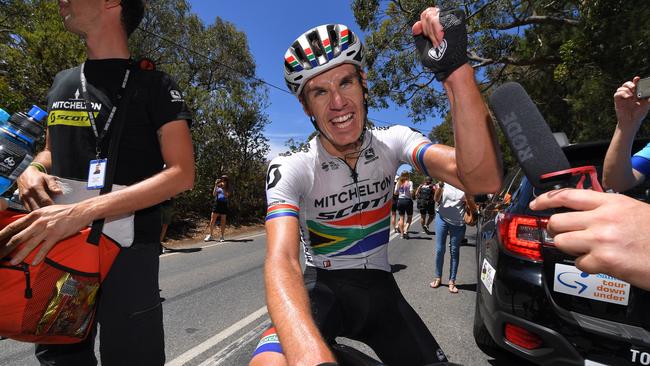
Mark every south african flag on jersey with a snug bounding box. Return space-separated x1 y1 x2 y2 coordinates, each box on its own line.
307 201 391 257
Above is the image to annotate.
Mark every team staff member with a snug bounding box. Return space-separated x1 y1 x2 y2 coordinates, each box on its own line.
0 1 194 365
251 7 501 366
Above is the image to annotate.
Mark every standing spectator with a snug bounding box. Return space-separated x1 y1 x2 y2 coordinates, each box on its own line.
6 1 195 364
430 183 474 293
415 176 436 234
395 171 414 239
390 175 399 233
602 76 650 192
205 175 230 242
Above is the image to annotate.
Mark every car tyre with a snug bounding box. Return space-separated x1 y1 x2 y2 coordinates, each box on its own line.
473 281 501 356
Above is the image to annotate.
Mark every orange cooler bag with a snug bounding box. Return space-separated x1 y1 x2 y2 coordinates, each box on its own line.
0 210 120 344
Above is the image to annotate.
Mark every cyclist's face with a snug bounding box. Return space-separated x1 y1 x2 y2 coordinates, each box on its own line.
301 64 366 149
59 0 104 37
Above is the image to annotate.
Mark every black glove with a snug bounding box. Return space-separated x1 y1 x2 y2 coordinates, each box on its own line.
414 8 468 81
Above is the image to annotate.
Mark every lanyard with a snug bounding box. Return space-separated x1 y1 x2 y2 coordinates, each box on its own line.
80 61 131 159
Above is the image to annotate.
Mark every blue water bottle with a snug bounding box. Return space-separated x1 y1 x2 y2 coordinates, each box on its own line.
0 106 47 194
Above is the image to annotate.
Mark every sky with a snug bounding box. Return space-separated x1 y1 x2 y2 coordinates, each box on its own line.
186 0 442 161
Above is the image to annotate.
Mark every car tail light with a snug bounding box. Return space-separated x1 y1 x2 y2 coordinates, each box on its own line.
497 213 551 261
505 323 543 350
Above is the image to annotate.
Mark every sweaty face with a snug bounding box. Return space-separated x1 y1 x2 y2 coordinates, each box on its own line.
59 0 103 37
301 64 366 153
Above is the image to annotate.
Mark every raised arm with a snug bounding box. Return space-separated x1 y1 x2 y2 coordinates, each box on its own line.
412 7 502 194
603 77 650 191
265 217 335 365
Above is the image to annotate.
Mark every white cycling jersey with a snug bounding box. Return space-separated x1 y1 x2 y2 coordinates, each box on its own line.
265 125 434 271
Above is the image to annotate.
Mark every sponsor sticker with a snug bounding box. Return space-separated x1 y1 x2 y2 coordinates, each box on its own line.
480 258 495 295
553 263 630 306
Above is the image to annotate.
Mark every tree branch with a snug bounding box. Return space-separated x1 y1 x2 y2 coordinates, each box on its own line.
489 15 579 30
468 50 561 67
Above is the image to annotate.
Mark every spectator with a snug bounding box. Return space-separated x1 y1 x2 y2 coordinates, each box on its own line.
395 171 414 239
603 76 650 192
205 175 230 242
415 176 436 234
390 175 399 233
431 183 473 293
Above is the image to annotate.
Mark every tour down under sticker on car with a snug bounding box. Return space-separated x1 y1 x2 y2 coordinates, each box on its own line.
480 258 495 295
553 263 630 306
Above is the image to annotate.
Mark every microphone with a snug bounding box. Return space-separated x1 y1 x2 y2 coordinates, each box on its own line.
488 82 571 190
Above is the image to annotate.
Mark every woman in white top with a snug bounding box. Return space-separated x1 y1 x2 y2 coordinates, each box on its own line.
394 171 414 239
430 182 476 293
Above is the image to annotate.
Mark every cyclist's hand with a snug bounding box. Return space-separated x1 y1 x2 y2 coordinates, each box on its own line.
614 76 650 131
529 188 650 290
16 167 62 211
0 203 90 265
412 7 468 81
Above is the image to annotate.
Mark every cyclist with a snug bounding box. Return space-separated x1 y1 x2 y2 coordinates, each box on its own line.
415 176 437 233
251 7 502 366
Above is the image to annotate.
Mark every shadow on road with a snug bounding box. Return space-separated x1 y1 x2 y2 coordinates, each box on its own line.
162 247 202 254
390 264 408 273
456 282 477 293
227 239 254 243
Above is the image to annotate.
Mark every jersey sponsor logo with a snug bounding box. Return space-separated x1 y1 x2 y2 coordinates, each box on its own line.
314 176 391 209
321 161 340 171
266 164 282 189
169 90 185 102
315 192 391 220
50 100 101 112
48 110 98 127
363 147 379 164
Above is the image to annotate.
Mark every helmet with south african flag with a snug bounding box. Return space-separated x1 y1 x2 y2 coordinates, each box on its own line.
284 24 365 97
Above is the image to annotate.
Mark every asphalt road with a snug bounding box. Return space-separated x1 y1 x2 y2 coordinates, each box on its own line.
0 216 534 366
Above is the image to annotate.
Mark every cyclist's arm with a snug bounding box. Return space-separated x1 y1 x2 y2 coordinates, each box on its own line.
603 130 645 192
0 120 195 264
265 217 336 365
440 65 502 195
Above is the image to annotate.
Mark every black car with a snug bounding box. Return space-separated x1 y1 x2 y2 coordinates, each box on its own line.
473 139 650 366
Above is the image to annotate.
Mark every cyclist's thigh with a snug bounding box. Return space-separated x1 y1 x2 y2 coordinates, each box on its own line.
363 276 448 365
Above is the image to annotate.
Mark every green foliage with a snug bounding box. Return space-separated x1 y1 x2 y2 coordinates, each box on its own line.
0 0 85 113
129 1 270 224
353 0 650 148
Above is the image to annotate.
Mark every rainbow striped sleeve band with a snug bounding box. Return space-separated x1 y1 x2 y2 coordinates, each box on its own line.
411 142 433 177
266 204 300 221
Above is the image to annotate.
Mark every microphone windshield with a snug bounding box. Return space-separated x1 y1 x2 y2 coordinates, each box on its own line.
489 82 570 189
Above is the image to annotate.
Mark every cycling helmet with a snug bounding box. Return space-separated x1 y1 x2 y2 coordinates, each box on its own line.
284 24 366 97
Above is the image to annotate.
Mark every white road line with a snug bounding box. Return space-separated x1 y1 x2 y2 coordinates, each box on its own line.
198 319 272 366
165 306 268 366
161 231 266 258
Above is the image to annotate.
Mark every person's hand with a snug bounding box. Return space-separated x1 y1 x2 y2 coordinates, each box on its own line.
16 167 62 211
0 203 92 265
613 76 650 132
530 188 650 290
412 7 468 81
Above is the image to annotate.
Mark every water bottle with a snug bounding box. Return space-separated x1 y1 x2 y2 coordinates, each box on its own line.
0 106 47 194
